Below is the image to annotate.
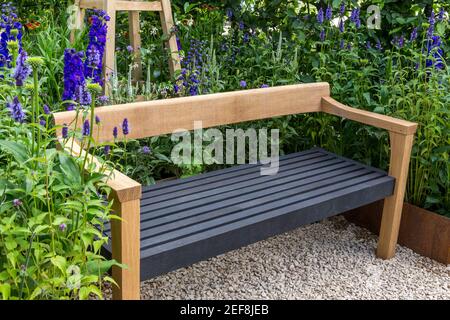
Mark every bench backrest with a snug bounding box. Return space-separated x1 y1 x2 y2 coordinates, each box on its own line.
53 82 330 143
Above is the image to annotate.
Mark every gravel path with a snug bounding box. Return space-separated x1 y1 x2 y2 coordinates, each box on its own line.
108 216 450 300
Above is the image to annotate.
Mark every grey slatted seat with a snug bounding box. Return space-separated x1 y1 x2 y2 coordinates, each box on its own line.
103 148 395 279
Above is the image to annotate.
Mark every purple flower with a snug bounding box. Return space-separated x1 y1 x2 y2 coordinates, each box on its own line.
173 84 180 93
74 84 92 106
339 39 345 49
376 40 382 50
122 118 129 135
427 10 435 38
239 80 247 88
226 8 233 20
13 199 22 207
366 41 371 49
339 3 346 16
260 84 269 88
113 126 118 139
410 27 418 42
438 8 445 21
39 118 46 127
62 124 69 139
142 146 152 154
59 223 67 232
338 19 345 33
426 35 445 70
326 5 333 21
127 45 134 53
243 33 250 44
85 47 101 84
176 36 182 51
12 50 31 86
82 119 90 136
104 145 111 156
239 21 245 30
98 95 109 105
180 39 208 96
0 4 23 68
7 96 25 123
317 8 324 24
95 115 101 124
350 8 361 28
63 49 86 107
43 104 51 115
84 10 109 84
398 35 405 48
320 29 326 42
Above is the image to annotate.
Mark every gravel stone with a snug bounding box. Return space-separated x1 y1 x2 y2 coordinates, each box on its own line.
104 216 450 300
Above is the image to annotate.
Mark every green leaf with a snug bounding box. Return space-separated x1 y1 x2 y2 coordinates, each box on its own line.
0 140 29 164
58 153 81 185
79 286 90 300
0 283 11 300
85 259 126 275
363 92 371 105
373 106 385 114
50 255 67 274
88 285 103 299
5 239 17 251
29 287 43 300
52 216 69 226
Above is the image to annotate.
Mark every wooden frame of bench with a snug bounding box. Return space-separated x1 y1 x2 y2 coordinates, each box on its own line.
70 0 181 94
53 83 418 300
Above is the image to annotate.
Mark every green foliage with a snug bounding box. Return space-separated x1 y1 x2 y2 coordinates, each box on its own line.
0 47 119 300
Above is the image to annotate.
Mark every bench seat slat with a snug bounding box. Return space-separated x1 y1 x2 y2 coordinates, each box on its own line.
102 148 395 279
103 157 351 233
138 161 357 227
137 167 373 238
139 170 383 249
140 149 324 199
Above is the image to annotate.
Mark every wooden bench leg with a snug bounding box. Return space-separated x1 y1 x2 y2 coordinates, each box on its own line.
377 132 414 259
111 199 141 300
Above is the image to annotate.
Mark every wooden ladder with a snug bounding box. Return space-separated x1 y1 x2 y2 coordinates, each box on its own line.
70 0 181 94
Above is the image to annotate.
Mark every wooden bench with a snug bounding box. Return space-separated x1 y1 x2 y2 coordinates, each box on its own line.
53 83 418 300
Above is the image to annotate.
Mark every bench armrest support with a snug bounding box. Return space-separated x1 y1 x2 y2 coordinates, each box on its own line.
321 96 417 260
321 97 417 135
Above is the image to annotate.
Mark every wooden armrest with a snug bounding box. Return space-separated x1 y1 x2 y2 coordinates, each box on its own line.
322 96 418 260
61 138 142 203
321 97 418 135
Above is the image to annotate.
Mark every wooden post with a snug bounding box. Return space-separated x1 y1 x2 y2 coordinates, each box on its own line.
111 197 141 300
376 132 415 259
103 0 117 96
70 0 85 44
128 9 143 81
159 0 181 76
